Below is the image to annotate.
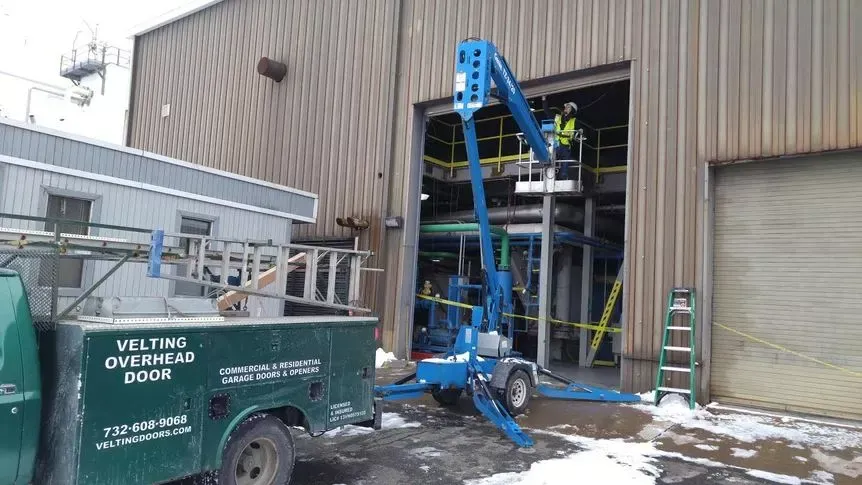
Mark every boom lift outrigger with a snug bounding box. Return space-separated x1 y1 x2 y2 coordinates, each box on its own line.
375 39 639 447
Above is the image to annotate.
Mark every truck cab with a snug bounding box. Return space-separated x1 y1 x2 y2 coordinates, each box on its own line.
0 269 41 485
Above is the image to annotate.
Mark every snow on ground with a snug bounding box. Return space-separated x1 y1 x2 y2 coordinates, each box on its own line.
632 392 862 451
464 447 661 485
375 348 397 368
730 448 758 458
324 412 420 437
484 426 837 485
409 446 444 458
694 444 720 451
745 469 802 485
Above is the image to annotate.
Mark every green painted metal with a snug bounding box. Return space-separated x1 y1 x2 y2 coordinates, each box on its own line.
45 318 376 484
654 288 697 410
7 271 41 485
0 271 25 485
419 223 510 269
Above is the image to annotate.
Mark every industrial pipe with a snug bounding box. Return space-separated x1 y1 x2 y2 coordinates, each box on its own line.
257 57 287 82
417 251 459 260
419 223 510 269
423 203 621 236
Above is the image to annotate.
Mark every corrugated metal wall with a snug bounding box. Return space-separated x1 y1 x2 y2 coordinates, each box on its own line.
129 0 862 395
1 120 317 220
0 162 294 317
129 0 397 241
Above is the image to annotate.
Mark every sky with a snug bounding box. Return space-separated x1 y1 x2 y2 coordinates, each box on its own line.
0 0 192 135
0 0 187 80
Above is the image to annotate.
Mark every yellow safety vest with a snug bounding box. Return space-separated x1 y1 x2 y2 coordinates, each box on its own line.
554 115 576 146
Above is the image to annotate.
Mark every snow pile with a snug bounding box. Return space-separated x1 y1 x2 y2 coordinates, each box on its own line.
465 447 660 485
381 412 422 429
325 412 420 437
746 470 802 485
376 348 397 368
422 352 485 364
632 392 862 450
730 448 758 458
694 444 720 451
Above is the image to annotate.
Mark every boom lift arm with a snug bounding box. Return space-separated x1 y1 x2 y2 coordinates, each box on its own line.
453 38 556 333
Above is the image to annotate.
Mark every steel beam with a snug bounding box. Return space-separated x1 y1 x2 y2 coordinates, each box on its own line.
536 193 555 368
579 197 595 366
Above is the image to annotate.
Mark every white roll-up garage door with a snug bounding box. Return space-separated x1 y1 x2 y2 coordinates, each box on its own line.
711 153 862 419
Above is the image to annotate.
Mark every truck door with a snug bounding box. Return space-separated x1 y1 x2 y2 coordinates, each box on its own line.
0 280 24 485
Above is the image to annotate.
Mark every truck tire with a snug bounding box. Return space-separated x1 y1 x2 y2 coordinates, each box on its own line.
219 414 296 485
498 369 531 416
432 387 462 406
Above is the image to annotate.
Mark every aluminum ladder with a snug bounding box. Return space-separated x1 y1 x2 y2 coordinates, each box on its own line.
654 288 697 409
147 230 373 314
584 265 624 367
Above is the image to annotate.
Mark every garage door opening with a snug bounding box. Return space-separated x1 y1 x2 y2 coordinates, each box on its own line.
413 79 630 387
711 154 862 420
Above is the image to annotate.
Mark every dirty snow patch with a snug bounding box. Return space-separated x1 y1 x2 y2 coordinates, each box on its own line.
730 448 758 458
631 393 862 450
807 470 835 484
381 412 421 429
325 412 420 437
410 446 444 458
793 456 808 463
464 448 660 485
422 352 484 363
376 348 397 368
745 469 802 484
694 444 720 451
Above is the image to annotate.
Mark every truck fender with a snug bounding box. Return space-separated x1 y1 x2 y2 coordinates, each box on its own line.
489 358 538 391
212 402 312 468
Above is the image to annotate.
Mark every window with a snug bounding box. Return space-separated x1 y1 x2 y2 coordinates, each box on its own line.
174 216 213 297
41 195 92 288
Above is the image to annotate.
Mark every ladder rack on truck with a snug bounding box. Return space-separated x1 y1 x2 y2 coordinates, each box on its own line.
0 212 374 322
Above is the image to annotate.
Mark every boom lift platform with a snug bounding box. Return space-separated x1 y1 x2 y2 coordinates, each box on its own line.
375 39 639 448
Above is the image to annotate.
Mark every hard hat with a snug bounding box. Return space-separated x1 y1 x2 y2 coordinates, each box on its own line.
564 102 578 112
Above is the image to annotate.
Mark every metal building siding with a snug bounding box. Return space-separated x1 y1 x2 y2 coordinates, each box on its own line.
0 121 316 220
128 0 862 385
711 154 862 419
624 0 862 395
129 0 398 242
0 162 293 316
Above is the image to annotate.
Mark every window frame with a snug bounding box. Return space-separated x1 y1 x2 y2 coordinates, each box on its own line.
38 187 102 297
171 210 219 298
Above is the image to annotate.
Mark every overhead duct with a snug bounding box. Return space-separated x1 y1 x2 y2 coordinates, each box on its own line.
425 204 584 227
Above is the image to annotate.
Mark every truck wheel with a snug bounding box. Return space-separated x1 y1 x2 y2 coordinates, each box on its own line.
432 387 462 406
219 414 295 485
498 369 531 416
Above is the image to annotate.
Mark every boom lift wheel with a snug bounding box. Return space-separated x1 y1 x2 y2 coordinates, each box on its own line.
219 413 296 485
431 386 463 406
498 369 532 416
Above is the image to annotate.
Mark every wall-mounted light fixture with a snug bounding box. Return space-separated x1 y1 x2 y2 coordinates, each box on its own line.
384 216 403 228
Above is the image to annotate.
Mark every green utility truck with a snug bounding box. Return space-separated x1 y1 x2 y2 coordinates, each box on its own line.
0 269 381 485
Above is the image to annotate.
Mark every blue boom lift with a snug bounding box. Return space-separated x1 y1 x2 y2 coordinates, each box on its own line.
374 39 640 447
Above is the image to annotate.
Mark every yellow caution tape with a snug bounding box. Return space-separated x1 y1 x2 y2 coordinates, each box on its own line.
715 322 862 379
416 294 621 333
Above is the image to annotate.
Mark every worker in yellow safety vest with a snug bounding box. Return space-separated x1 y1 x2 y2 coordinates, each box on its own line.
542 97 578 179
